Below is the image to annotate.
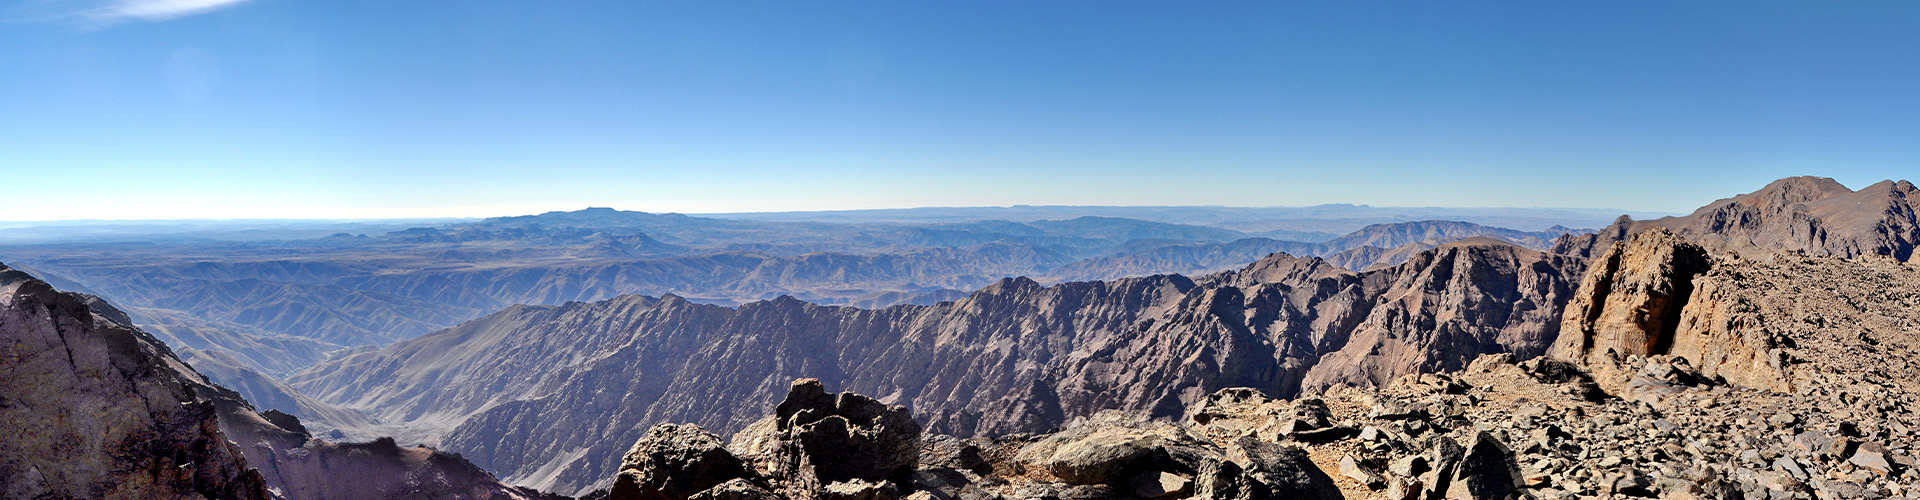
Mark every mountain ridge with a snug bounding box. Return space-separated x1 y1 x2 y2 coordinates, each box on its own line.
291 237 1585 495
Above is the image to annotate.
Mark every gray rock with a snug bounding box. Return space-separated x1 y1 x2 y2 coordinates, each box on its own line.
907 469 972 500
1848 442 1895 475
1224 436 1344 500
1291 425 1360 444
1772 457 1808 481
1421 436 1466 498
1444 432 1524 500
1370 398 1426 420
1042 436 1157 485
776 380 923 483
610 424 754 500
1607 468 1655 497
920 435 990 474
822 479 900 500
1129 471 1193 499
1339 454 1386 490
688 479 782 500
1384 477 1422 500
1389 455 1429 478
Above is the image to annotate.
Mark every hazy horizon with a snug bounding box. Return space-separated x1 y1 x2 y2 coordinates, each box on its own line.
0 201 1682 224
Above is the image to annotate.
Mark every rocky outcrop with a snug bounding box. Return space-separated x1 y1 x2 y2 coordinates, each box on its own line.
1547 229 1715 390
0 263 270 500
0 262 555 500
1551 226 1920 395
610 424 758 500
292 240 1585 495
1555 176 1920 262
608 379 1343 500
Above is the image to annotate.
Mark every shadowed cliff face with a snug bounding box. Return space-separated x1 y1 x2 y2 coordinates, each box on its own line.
1555 177 1920 263
0 263 555 500
291 240 1586 495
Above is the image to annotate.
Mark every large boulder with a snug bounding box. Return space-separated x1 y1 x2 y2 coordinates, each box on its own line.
1443 432 1523 500
610 424 756 500
1020 411 1343 499
747 379 923 484
1223 436 1345 500
725 379 923 498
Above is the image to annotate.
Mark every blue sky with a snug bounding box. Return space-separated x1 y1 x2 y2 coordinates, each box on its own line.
2 1 1916 220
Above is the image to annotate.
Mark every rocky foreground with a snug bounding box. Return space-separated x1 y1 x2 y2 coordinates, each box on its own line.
596 355 1915 500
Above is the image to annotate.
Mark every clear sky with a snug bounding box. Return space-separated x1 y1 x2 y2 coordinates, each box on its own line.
2 1 1916 220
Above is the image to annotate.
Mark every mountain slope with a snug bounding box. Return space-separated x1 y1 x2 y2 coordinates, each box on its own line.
1555 176 1920 262
291 239 1584 495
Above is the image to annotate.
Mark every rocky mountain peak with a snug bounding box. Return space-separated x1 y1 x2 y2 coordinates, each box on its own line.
1726 175 1854 214
1556 176 1920 263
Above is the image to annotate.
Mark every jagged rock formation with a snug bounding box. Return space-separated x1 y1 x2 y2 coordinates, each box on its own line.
1299 240 1584 391
605 379 1343 500
0 264 269 500
291 239 1584 495
1555 176 1920 262
1548 229 1716 390
0 262 554 500
1553 224 1920 396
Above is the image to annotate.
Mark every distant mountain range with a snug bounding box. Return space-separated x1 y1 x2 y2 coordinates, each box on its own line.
0 209 1596 382
699 203 1663 234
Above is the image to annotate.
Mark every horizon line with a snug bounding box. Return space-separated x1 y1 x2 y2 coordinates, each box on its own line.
0 202 1683 226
